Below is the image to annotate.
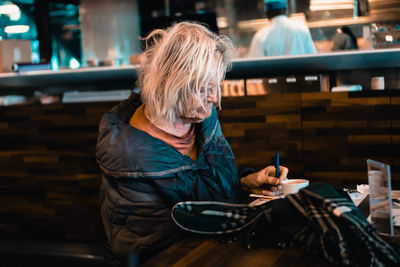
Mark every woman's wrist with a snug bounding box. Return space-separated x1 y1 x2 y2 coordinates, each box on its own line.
239 168 256 179
240 172 258 191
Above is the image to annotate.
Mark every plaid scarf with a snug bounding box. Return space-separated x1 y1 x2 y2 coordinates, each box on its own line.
172 183 400 266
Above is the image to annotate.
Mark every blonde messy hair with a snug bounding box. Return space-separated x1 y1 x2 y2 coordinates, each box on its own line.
137 21 233 124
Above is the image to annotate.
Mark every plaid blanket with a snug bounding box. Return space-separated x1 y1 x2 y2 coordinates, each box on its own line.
171 183 400 266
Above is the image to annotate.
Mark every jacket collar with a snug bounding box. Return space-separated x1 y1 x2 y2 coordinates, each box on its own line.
96 92 218 177
117 93 218 146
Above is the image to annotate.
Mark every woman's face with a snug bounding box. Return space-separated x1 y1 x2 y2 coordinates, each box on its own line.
181 80 219 123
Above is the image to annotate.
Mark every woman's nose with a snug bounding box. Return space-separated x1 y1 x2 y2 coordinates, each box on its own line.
207 88 218 103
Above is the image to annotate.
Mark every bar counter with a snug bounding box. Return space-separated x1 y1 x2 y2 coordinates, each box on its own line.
1 49 400 92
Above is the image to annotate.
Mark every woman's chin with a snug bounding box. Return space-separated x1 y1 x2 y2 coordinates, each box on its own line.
187 112 211 123
182 106 213 123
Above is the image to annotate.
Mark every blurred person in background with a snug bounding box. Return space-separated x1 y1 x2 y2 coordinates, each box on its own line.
332 26 359 51
248 0 316 57
96 21 288 266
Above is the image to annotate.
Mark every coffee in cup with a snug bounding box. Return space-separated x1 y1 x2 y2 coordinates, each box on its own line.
281 179 309 195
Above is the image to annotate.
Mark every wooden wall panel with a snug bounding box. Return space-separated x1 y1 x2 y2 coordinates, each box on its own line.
0 91 398 243
0 102 115 243
220 94 304 178
391 93 400 183
220 91 398 189
300 92 392 188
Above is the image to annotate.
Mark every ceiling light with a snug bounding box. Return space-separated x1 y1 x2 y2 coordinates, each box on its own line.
385 35 393 42
217 17 228 29
4 25 30 33
0 3 21 20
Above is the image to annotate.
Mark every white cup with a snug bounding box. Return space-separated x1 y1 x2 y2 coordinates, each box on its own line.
281 179 309 196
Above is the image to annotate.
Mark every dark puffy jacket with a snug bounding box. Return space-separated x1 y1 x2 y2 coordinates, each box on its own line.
96 93 243 261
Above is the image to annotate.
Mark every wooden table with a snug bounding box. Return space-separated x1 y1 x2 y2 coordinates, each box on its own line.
142 238 336 267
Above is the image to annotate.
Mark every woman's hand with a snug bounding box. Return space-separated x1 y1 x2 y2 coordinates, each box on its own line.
240 165 289 196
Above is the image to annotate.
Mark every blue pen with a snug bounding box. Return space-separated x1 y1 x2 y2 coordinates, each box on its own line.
275 152 280 194
275 152 280 178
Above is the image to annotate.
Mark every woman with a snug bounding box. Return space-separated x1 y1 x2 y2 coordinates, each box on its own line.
96 21 288 265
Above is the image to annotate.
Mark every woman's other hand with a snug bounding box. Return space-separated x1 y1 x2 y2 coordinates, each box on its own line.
240 165 288 195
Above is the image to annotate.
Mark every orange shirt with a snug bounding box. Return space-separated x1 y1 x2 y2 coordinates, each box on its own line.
130 105 197 160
